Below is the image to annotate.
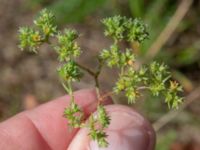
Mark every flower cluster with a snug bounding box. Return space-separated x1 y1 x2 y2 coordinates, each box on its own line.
64 101 84 128
89 105 110 147
55 29 81 62
101 16 182 109
18 27 42 52
126 18 149 43
19 9 57 52
54 29 82 84
100 44 135 68
58 60 83 82
114 67 144 103
102 15 148 43
34 9 57 37
19 9 84 142
165 80 183 109
113 62 183 108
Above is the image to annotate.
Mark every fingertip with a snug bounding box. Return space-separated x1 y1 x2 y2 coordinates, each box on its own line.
69 104 155 150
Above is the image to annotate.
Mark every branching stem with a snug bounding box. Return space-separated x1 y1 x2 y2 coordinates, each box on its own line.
62 81 74 103
76 63 96 76
76 59 104 100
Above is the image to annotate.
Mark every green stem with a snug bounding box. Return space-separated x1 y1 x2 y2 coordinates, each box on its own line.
137 86 150 90
66 81 74 103
62 82 69 92
62 81 74 103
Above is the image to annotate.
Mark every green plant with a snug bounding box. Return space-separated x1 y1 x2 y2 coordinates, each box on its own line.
18 9 183 148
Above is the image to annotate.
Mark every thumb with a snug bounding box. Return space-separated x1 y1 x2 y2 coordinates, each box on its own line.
68 104 156 150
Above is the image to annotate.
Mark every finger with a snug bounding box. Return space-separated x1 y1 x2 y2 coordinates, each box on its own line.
0 89 112 150
68 104 155 150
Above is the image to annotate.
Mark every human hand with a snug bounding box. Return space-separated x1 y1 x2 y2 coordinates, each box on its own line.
0 89 155 150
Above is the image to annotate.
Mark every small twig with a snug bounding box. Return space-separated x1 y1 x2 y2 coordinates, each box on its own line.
137 86 150 90
145 0 193 61
95 59 104 101
96 87 101 102
153 86 200 132
77 59 104 101
76 63 96 76
67 81 75 103
100 91 115 101
94 60 103 90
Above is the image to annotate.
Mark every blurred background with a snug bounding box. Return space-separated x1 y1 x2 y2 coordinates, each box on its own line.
0 0 200 149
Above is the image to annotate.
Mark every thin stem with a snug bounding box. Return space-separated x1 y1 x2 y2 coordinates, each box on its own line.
96 58 104 76
96 87 101 100
62 82 69 92
121 66 125 75
76 59 104 101
95 58 104 100
62 81 74 103
95 58 103 87
75 58 105 103
163 75 171 83
94 77 100 88
77 62 101 99
67 81 74 103
76 63 96 76
114 39 118 45
100 91 114 101
137 86 150 90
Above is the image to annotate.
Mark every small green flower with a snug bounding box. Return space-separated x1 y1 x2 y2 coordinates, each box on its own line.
97 105 110 128
120 48 135 66
102 16 148 43
100 44 121 67
147 62 170 96
34 9 57 37
165 80 183 109
18 27 41 52
88 114 109 148
58 60 83 82
125 18 149 43
89 128 108 147
64 101 83 128
102 15 125 41
100 44 135 68
114 67 142 103
55 29 81 62
19 9 58 53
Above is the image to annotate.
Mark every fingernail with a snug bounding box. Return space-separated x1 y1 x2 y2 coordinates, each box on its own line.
89 105 155 150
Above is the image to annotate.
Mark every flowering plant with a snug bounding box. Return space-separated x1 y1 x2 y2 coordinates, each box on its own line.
19 9 183 147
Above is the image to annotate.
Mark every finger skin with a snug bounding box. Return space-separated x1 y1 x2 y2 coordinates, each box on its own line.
0 89 112 150
68 104 156 150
